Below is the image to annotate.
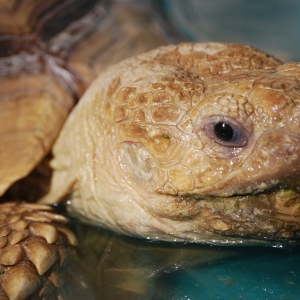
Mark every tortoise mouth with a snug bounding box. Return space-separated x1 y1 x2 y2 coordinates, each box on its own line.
176 183 300 243
180 178 300 201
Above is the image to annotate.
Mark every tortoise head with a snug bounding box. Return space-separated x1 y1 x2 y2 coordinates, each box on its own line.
43 43 300 244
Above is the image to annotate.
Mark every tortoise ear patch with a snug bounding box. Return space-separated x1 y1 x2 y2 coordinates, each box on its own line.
117 142 163 193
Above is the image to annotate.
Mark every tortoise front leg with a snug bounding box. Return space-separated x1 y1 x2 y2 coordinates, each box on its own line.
0 202 78 300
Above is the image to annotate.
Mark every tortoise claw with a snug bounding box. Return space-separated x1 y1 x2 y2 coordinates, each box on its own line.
0 202 77 300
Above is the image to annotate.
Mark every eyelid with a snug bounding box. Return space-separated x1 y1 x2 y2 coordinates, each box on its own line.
202 116 250 147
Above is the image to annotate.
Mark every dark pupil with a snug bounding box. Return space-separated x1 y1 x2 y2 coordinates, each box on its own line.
214 122 234 142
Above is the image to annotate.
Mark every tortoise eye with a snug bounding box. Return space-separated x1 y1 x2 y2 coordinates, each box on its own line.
214 122 234 142
203 117 250 147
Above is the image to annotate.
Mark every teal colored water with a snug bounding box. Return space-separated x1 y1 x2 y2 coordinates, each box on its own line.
158 246 300 300
69 223 300 299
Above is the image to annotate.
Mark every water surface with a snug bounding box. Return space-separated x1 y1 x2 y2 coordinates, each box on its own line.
63 221 300 300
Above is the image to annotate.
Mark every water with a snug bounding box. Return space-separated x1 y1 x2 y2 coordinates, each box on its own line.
62 221 300 300
159 246 300 300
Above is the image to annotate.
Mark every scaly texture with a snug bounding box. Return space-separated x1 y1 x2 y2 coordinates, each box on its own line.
0 202 76 300
0 1 181 299
0 0 176 198
42 42 300 243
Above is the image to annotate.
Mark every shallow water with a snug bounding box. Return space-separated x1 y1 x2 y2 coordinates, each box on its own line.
159 246 300 300
61 221 300 300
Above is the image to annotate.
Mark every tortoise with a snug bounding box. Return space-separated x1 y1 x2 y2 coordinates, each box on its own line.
0 0 178 299
0 0 300 299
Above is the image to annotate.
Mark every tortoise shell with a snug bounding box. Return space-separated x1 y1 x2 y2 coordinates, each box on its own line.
0 1 300 299
0 0 176 198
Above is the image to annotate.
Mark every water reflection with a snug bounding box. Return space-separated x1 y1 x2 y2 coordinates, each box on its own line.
160 246 300 299
62 221 300 299
66 222 234 299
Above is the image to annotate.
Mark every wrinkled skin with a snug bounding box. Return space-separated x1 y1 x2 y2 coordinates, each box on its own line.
42 42 300 244
0 1 181 298
0 0 175 198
